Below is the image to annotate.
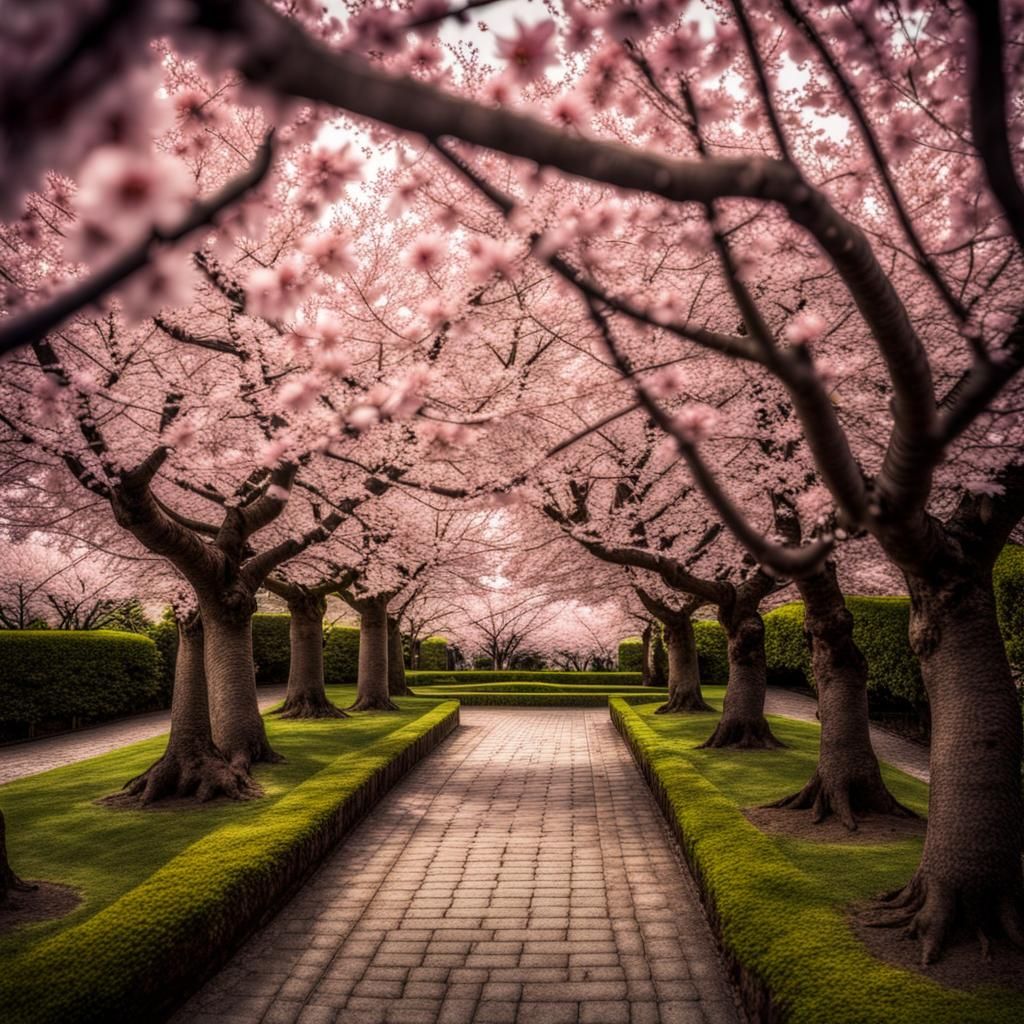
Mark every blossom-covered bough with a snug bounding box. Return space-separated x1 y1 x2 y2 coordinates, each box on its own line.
1 0 1023 963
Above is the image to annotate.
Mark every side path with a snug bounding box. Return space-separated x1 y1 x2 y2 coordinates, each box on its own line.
174 708 742 1024
763 688 930 782
0 686 287 784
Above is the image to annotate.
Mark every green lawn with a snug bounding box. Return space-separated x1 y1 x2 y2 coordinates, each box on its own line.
411 681 666 694
611 695 1023 1024
0 685 445 960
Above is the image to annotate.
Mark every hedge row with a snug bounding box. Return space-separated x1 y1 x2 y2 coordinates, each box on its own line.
0 631 162 732
415 636 446 669
155 615 447 687
416 691 667 707
764 597 923 704
610 698 1019 1024
0 700 460 1024
407 670 643 687
617 621 729 683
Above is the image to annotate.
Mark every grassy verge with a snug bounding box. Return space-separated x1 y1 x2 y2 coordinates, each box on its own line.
0 687 458 1024
411 683 669 706
609 697 1022 1024
407 670 642 686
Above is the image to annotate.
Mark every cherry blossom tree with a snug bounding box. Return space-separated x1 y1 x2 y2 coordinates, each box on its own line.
2 0 1023 961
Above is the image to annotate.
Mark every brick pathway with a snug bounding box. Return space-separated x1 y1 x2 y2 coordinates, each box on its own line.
0 686 287 785
764 688 930 782
173 708 741 1024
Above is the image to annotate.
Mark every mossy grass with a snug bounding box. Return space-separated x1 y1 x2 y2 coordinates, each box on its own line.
0 687 456 1023
610 696 1023 1024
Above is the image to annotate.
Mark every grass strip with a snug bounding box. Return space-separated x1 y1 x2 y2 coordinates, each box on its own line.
0 692 458 1024
609 696 1022 1024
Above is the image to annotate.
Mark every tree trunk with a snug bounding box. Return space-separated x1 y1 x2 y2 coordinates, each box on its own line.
700 603 782 749
641 624 653 686
768 564 911 828
276 593 346 719
0 809 34 905
410 638 421 670
388 616 411 696
202 596 282 768
863 570 1024 962
657 615 713 714
121 614 258 803
349 598 399 711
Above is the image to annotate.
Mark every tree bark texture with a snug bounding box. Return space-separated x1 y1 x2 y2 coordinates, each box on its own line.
768 562 912 828
122 614 259 803
700 592 782 749
0 809 34 905
641 623 653 686
863 568 1024 962
276 592 346 719
201 592 281 768
388 616 411 697
658 615 714 714
349 598 399 711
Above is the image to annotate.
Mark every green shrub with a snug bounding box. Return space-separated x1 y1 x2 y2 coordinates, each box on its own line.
0 699 459 1024
145 616 178 704
0 631 161 729
418 635 448 670
995 544 1024 675
408 670 642 687
694 619 729 684
324 625 360 685
764 598 923 704
609 698 1019 1024
618 637 643 672
251 613 293 683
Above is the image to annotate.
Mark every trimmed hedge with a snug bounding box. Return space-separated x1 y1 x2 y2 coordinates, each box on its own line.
0 631 161 731
764 597 923 704
425 692 659 708
995 544 1024 675
618 621 729 684
418 635 448 670
407 670 642 687
251 613 292 682
0 699 460 1024
324 625 361 685
145 617 178 704
610 698 1020 1024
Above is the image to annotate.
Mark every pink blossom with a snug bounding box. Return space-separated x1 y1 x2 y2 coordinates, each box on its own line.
300 143 362 203
259 438 291 468
117 249 199 322
671 403 718 444
71 146 194 251
279 373 322 413
163 418 197 450
549 94 588 131
646 364 688 397
301 232 357 277
246 256 312 319
784 310 828 346
403 233 448 273
494 19 559 84
467 236 518 283
654 24 703 72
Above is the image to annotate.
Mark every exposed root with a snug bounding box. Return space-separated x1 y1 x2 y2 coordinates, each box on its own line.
860 872 1024 965
655 693 714 714
273 695 348 719
0 811 35 904
698 716 784 750
767 769 916 831
115 746 262 805
346 696 401 712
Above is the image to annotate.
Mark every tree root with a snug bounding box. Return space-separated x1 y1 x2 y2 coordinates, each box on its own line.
273 695 348 719
860 872 1024 964
118 746 262 805
0 810 36 904
655 693 714 714
767 768 916 831
346 696 401 712
698 715 784 749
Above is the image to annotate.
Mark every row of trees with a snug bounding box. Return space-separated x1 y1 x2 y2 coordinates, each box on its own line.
0 0 1022 964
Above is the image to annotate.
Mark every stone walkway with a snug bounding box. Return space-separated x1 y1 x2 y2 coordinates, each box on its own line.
0 685 287 784
764 688 930 782
173 708 741 1024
